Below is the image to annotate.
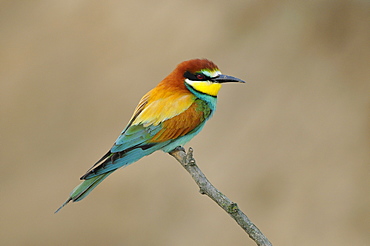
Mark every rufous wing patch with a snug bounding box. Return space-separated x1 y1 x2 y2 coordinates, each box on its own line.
149 103 204 142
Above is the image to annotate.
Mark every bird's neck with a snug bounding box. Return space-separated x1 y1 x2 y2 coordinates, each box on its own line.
185 83 218 112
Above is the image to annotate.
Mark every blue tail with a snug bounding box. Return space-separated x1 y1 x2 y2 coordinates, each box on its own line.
55 143 168 213
55 171 113 213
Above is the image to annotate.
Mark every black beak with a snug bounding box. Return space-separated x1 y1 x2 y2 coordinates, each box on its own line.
210 74 245 83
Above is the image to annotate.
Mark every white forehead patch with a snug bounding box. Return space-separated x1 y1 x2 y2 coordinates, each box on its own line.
201 69 222 78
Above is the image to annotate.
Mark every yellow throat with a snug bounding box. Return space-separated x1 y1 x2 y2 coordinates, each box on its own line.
187 81 222 96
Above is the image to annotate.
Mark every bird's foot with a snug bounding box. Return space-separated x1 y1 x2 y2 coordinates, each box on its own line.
169 146 196 166
169 146 186 163
171 146 185 153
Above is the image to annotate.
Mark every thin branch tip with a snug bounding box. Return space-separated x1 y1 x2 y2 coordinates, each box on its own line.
185 148 196 166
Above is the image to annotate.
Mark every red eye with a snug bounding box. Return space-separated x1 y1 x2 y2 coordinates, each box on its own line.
196 74 205 80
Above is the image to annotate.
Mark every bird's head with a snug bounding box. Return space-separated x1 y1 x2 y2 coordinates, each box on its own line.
163 59 245 97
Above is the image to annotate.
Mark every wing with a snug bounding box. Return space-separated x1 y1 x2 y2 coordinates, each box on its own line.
81 91 211 179
147 100 211 143
112 90 196 151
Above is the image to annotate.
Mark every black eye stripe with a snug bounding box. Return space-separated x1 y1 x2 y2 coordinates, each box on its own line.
184 71 211 81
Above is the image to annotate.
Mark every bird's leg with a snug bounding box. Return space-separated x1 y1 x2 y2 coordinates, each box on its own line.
172 146 185 152
169 146 196 167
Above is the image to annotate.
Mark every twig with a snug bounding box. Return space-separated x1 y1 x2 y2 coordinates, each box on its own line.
169 147 272 246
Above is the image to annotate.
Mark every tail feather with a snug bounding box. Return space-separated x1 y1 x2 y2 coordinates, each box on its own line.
81 143 167 180
55 171 113 213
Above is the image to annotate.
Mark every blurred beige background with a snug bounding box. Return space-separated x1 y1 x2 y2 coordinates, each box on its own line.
0 1 369 245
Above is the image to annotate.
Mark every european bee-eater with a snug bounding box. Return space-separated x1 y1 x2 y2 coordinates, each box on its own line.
56 59 245 213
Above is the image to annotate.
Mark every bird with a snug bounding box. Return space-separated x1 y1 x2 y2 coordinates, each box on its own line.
55 58 245 213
